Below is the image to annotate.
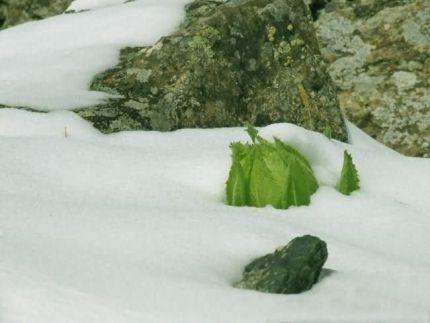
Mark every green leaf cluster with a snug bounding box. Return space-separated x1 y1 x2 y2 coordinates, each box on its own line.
226 127 319 209
337 150 360 195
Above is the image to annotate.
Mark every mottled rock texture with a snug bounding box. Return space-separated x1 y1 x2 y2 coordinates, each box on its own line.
0 0 72 30
313 0 430 157
234 235 328 294
77 0 348 141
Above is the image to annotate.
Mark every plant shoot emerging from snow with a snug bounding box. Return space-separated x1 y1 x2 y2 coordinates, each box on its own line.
226 126 319 209
337 150 360 195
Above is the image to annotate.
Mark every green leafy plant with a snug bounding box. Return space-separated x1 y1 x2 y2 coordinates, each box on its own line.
337 150 360 195
226 126 319 209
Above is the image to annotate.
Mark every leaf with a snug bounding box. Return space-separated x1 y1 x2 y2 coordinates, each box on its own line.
337 150 360 195
226 159 247 206
246 125 259 143
237 143 255 182
283 155 319 208
248 144 287 208
248 138 318 209
274 138 313 172
226 143 249 206
248 145 275 207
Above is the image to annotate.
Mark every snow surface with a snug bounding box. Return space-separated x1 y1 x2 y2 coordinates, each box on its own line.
68 0 129 11
1 108 430 323
0 0 188 110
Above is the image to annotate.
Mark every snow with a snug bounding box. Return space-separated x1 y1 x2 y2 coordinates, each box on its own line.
1 108 430 322
0 0 188 110
68 0 130 11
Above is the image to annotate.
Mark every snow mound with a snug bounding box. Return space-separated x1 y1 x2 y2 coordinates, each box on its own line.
68 0 129 11
1 109 430 322
0 0 188 110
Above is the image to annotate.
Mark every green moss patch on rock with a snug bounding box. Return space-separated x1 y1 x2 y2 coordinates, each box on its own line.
77 0 348 141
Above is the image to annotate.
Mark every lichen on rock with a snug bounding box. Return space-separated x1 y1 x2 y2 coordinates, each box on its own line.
0 0 72 30
77 0 348 141
313 0 430 157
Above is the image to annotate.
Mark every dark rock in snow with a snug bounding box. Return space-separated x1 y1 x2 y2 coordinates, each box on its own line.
77 0 348 141
234 235 328 294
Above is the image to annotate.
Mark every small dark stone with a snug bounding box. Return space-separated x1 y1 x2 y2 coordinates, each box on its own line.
234 235 328 294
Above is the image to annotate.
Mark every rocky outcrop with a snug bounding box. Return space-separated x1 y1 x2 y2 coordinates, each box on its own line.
313 0 430 157
0 0 72 30
77 0 348 141
234 235 328 294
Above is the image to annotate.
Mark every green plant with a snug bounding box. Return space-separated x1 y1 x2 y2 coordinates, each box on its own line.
337 150 360 195
226 127 319 209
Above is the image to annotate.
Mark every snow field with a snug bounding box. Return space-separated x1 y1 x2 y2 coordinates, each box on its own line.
1 109 429 322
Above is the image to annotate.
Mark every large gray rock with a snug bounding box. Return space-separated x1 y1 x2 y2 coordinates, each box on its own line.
234 235 328 294
0 0 72 30
313 0 430 157
77 0 348 141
